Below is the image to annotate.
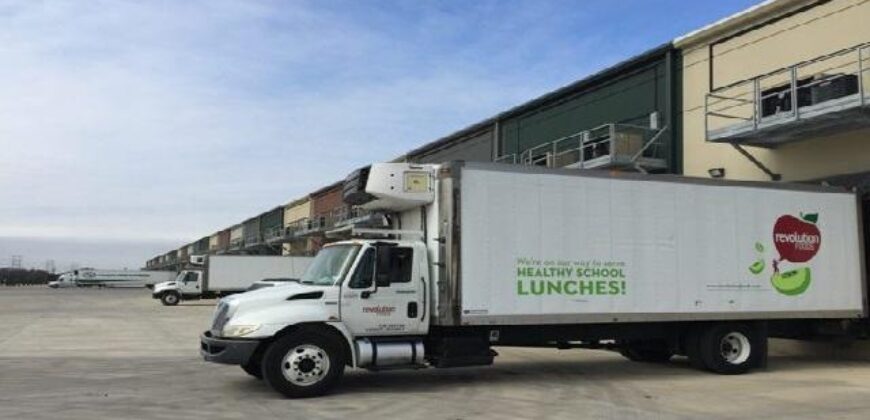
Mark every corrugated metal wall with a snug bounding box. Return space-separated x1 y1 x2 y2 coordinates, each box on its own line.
400 48 680 173
259 207 284 240
311 185 344 223
284 198 311 226
409 129 494 163
230 225 243 242
500 60 673 161
217 229 230 249
243 217 260 244
195 237 210 253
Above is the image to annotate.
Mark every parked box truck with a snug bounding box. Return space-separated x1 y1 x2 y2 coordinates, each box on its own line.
152 255 313 306
200 162 866 398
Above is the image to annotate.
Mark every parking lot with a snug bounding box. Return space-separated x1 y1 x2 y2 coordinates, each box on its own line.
1 287 869 419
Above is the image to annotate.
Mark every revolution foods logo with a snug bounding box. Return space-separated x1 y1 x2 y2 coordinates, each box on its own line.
773 213 821 262
362 306 396 316
750 213 820 296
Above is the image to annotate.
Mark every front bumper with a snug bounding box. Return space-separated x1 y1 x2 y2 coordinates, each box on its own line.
200 331 261 365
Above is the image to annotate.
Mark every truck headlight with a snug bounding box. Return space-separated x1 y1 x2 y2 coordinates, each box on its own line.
222 324 260 338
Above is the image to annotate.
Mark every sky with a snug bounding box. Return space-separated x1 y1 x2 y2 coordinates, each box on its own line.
0 0 760 270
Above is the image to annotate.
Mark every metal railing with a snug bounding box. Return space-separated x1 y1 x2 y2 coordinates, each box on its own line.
517 123 668 172
243 234 262 247
705 42 870 142
284 218 312 238
334 207 372 228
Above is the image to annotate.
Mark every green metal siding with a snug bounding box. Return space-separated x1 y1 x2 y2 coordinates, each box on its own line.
408 129 493 163
501 63 663 153
195 237 209 254
243 218 260 244
259 207 284 238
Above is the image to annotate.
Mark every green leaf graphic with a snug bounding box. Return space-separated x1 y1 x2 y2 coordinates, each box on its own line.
801 213 818 224
755 242 764 253
749 259 765 275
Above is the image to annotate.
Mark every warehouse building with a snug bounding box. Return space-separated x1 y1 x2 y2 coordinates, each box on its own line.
146 0 869 270
282 197 314 256
146 45 686 266
404 44 682 175
676 0 870 285
678 0 870 187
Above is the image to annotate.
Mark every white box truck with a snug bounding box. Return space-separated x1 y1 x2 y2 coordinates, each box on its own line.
200 162 867 398
152 255 312 306
50 269 176 288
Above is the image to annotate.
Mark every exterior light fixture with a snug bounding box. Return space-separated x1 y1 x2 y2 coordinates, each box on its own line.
708 168 726 178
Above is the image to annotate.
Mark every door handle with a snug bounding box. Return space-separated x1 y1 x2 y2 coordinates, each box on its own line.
407 302 418 318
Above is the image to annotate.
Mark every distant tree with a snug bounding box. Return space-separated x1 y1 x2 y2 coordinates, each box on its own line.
0 268 58 286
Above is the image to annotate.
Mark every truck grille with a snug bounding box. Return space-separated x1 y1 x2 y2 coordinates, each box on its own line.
210 301 230 335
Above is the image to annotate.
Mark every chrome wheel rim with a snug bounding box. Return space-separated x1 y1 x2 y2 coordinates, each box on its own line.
720 332 751 365
165 294 178 304
281 344 330 386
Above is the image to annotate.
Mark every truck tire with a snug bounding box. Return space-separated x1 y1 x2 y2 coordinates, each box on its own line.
160 292 180 306
241 361 263 379
697 323 760 374
261 331 345 398
619 346 673 363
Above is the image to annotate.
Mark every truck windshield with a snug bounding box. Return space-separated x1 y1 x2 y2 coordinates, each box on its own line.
300 245 361 286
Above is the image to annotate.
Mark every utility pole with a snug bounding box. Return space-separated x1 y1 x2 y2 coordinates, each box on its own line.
44 260 56 274
10 255 22 269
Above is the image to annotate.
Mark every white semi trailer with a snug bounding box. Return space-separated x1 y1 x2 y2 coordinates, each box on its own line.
200 162 866 398
49 269 176 288
152 255 312 306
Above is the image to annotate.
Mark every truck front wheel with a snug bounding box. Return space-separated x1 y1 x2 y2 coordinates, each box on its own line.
160 292 180 306
261 331 345 398
696 323 762 374
241 361 263 379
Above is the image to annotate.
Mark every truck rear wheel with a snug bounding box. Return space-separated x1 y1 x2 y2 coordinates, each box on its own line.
261 331 345 398
696 323 762 374
160 292 180 306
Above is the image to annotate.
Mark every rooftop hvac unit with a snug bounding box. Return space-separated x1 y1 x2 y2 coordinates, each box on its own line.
810 74 859 104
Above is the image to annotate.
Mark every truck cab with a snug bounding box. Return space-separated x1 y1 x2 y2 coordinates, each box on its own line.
200 237 432 396
152 270 201 306
200 163 479 397
49 273 77 288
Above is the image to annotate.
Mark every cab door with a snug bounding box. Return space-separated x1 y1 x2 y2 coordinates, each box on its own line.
179 271 201 295
340 245 425 336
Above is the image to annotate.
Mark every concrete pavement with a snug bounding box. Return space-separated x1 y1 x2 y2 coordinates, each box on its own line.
2 287 870 419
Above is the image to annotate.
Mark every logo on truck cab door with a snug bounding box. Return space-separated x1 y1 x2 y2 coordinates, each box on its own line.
362 305 396 316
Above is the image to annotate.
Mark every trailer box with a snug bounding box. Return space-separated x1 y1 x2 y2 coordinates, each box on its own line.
203 255 310 292
431 162 865 326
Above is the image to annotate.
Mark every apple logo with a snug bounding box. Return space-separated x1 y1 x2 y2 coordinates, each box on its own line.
769 213 820 296
773 213 821 263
